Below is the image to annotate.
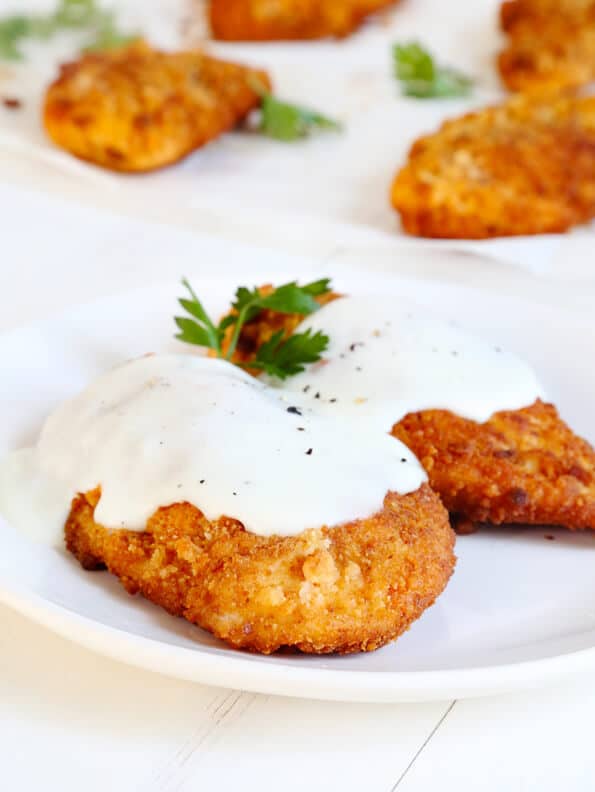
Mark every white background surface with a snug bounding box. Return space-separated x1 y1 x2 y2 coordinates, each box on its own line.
1 0 595 788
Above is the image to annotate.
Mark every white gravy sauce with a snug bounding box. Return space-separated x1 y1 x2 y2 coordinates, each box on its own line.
282 296 545 433
0 354 425 545
0 295 546 546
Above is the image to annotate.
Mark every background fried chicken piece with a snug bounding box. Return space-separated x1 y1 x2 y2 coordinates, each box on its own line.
499 0 595 93
393 401 595 530
65 485 455 655
209 0 399 41
391 94 595 238
43 42 270 173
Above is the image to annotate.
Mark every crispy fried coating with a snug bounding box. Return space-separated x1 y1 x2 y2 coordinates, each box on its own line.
209 0 399 41
391 94 595 238
499 0 595 93
43 42 270 173
65 485 455 655
392 401 595 530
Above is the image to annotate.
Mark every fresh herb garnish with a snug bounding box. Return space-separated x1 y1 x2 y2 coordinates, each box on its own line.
0 0 138 61
393 42 473 99
249 78 342 142
175 278 332 380
249 328 330 379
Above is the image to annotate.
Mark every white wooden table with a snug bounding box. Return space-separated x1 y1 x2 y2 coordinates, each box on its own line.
1 183 595 791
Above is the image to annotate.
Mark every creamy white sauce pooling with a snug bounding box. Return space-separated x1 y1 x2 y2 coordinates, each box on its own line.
282 296 545 432
0 354 425 546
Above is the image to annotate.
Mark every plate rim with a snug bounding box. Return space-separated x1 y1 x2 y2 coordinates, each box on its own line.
3 269 595 703
2 579 595 703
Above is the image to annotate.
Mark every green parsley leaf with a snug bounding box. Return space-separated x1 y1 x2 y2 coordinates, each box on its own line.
175 277 332 380
175 278 223 354
302 278 332 297
0 0 137 61
248 329 330 380
258 282 320 315
0 16 31 60
53 0 99 29
393 42 473 99
249 77 342 142
260 93 342 141
174 317 215 349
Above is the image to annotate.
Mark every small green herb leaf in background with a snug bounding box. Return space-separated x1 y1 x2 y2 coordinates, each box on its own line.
260 93 342 141
393 42 473 99
0 0 138 61
249 78 342 142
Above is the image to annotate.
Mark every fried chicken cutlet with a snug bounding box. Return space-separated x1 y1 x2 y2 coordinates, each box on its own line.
209 0 399 41
391 94 595 238
392 402 595 530
221 291 595 532
43 42 270 172
499 0 595 93
66 485 454 655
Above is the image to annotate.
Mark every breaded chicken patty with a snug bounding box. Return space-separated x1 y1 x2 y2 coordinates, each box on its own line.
43 42 270 173
65 485 455 654
391 94 595 238
221 295 595 532
209 0 399 41
499 0 595 93
393 402 595 530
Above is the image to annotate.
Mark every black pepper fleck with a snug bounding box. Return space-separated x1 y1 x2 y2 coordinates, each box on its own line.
401 458 407 463
303 385 311 393
314 392 321 399
305 448 313 455
329 398 337 403
297 427 305 432
200 479 205 484
349 342 364 352
287 406 302 416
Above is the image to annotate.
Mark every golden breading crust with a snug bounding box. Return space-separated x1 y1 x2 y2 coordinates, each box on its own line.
499 0 595 93
65 485 455 655
220 299 595 531
391 94 595 238
209 0 399 41
43 42 270 173
393 402 595 530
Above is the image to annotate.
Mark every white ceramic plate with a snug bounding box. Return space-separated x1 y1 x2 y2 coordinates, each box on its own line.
2 272 595 703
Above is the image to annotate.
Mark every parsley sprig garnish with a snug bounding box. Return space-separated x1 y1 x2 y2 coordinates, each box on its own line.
175 278 331 380
0 0 138 61
250 78 342 142
393 42 473 99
